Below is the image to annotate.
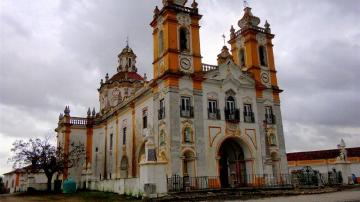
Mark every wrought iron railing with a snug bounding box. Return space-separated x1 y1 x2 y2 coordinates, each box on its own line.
167 174 292 192
225 108 240 123
208 109 221 120
291 167 343 187
202 63 218 72
265 113 276 124
180 106 194 118
244 112 255 123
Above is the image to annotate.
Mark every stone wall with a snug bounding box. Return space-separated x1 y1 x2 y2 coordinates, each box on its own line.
88 178 141 197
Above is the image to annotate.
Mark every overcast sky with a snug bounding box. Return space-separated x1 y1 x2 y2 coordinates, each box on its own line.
1 0 359 174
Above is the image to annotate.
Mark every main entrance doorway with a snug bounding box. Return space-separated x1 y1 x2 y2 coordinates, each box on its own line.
218 138 247 188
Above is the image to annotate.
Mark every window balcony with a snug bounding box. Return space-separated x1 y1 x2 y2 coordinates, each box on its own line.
180 106 194 118
244 112 255 123
225 108 240 123
208 109 221 120
158 108 165 120
265 113 276 124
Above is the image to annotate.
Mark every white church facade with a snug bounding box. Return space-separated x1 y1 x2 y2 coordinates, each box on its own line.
56 0 288 196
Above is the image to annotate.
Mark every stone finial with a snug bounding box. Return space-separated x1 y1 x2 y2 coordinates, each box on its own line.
143 73 147 81
105 73 109 82
64 106 70 116
100 79 103 86
339 138 346 148
191 0 198 9
154 6 160 18
87 107 91 117
92 107 96 117
59 113 64 120
230 25 235 39
264 20 271 33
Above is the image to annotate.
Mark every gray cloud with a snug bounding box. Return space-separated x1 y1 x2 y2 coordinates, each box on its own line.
0 0 359 174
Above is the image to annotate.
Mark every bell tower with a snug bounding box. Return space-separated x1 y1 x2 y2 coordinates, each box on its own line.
151 0 202 80
229 7 282 101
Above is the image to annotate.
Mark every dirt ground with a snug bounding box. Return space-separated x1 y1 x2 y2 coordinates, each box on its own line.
1 187 360 202
0 191 141 202
234 186 360 202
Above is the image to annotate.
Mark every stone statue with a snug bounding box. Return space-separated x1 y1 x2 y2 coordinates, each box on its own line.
337 139 347 161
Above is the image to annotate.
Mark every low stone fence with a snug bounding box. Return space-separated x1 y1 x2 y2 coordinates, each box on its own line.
88 178 142 197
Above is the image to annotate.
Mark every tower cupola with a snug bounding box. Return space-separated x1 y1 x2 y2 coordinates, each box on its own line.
238 7 261 29
117 44 137 73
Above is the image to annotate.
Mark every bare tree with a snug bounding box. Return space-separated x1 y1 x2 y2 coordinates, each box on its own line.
9 137 85 192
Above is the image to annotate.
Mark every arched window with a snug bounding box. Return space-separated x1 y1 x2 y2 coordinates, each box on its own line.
158 30 164 55
179 27 189 52
239 48 246 67
183 127 192 143
127 58 132 67
226 96 236 113
259 46 267 66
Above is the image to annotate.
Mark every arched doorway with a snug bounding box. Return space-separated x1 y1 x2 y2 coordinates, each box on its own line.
218 138 247 188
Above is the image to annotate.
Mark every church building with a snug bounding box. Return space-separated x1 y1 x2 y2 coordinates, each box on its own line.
56 0 288 195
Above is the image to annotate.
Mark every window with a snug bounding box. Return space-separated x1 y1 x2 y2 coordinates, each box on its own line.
181 97 191 111
179 27 189 52
95 147 98 152
208 100 217 114
123 127 127 145
265 106 275 124
143 109 148 129
225 96 240 122
244 104 254 123
180 96 193 118
226 96 236 113
244 104 252 115
159 30 164 55
159 99 165 120
127 58 132 67
259 46 267 66
265 106 273 116
208 100 220 119
110 134 113 151
239 48 246 67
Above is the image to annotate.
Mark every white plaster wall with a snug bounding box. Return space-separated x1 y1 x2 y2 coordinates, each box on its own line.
68 128 87 185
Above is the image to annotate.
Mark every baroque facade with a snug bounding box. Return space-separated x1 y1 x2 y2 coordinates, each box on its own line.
56 0 288 194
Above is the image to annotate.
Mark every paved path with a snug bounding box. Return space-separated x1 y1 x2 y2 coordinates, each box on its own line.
231 187 360 202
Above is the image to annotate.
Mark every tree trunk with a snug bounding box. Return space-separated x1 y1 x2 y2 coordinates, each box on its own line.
46 174 53 192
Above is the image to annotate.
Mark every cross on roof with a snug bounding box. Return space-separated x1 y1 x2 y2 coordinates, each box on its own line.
243 0 249 8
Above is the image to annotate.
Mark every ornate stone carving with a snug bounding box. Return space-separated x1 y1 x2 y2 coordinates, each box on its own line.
177 13 191 26
256 33 266 46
